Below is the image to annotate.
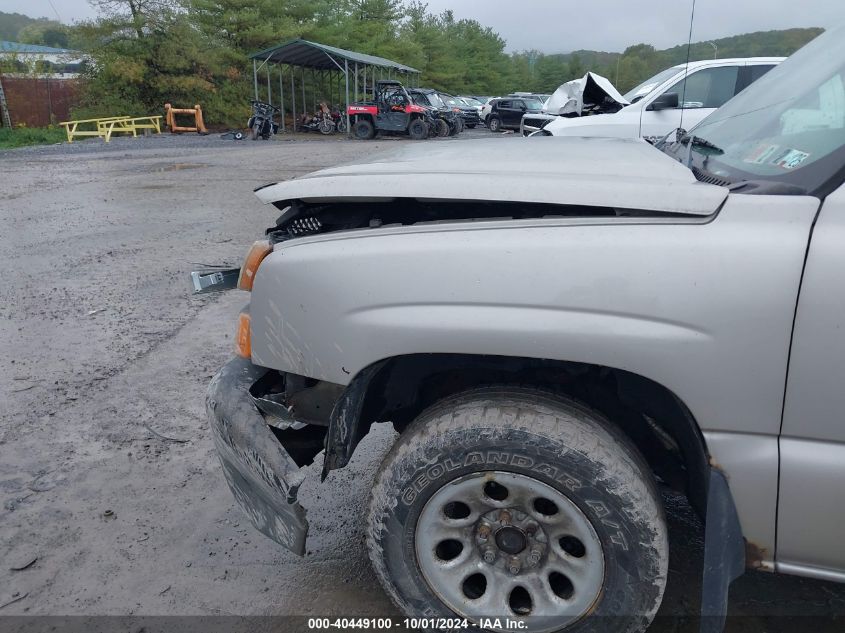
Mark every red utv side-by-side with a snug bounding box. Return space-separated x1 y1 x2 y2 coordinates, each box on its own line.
347 80 435 140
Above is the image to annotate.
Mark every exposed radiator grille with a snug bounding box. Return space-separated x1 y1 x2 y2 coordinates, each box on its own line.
288 216 323 236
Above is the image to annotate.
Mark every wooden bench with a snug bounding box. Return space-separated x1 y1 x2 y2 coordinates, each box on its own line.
60 115 164 143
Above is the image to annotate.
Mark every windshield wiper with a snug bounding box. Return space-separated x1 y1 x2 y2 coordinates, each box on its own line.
679 133 724 166
678 133 724 167
680 133 724 155
653 127 685 150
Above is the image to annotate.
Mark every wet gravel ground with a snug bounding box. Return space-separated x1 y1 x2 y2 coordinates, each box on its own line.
1 129 845 632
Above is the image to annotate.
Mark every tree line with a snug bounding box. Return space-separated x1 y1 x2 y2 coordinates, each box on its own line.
0 3 823 127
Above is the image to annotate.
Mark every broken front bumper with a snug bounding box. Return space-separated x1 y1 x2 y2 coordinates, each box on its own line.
206 356 308 555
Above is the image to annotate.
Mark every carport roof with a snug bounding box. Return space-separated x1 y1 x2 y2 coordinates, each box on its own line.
249 38 419 73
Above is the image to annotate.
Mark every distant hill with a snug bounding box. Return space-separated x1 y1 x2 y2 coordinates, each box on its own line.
0 11 48 41
659 28 824 64
546 28 823 66
512 27 824 93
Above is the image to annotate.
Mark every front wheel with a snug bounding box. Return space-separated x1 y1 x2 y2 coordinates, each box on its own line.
435 119 450 137
367 388 668 633
353 118 376 140
408 118 428 140
319 118 334 135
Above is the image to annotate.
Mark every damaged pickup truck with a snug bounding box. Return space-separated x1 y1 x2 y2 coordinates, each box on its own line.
204 26 845 633
521 57 783 138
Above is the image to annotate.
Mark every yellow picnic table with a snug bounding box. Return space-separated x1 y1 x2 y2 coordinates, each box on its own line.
59 115 163 143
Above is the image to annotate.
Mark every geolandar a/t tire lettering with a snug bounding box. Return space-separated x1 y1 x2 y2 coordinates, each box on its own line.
366 387 668 633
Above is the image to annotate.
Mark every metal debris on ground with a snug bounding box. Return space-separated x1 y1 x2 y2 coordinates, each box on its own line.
10 557 37 572
143 422 189 444
0 593 28 610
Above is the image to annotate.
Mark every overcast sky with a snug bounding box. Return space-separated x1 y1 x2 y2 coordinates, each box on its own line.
5 0 843 53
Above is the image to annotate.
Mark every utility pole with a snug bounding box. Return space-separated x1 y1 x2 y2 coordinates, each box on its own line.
709 42 718 59
0 74 12 128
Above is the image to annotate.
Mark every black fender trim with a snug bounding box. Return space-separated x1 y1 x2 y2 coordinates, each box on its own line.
700 467 746 632
321 360 388 479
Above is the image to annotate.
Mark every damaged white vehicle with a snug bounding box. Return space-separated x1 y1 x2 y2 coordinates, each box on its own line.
202 27 845 633
522 57 783 138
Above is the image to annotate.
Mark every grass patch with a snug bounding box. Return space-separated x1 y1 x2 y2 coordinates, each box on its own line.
0 126 67 149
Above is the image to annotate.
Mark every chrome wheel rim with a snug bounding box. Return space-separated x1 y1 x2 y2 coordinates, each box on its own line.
415 471 605 632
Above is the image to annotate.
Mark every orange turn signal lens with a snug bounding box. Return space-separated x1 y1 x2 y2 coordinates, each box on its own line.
235 312 251 358
237 240 273 291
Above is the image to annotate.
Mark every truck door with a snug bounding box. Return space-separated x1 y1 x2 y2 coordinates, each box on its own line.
639 65 741 138
779 178 845 578
377 88 409 131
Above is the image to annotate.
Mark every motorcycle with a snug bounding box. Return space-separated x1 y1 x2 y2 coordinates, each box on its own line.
300 103 347 135
329 106 347 134
247 100 280 140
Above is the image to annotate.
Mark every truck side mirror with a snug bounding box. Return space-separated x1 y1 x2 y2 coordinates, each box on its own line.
647 92 679 111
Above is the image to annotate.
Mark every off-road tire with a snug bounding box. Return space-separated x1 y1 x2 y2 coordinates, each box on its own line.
366 387 668 633
354 118 376 140
488 116 502 132
435 119 450 138
408 118 428 140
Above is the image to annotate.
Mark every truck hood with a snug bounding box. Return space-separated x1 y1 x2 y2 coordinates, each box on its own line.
544 72 630 116
255 136 727 216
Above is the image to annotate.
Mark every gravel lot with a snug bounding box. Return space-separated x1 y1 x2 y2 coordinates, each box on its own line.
1 129 844 631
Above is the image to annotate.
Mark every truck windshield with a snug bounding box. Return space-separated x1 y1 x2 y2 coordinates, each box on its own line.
682 26 845 198
523 98 544 110
427 93 446 108
623 67 682 103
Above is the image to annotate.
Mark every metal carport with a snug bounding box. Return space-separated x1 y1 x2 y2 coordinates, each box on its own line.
249 39 421 135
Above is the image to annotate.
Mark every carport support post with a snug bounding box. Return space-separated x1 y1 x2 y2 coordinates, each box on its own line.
344 59 350 137
279 66 285 132
354 63 358 102
291 66 296 133
301 66 306 117
266 63 271 105
253 59 258 100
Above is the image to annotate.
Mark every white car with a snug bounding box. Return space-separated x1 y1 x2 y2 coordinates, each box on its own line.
480 97 497 124
527 57 784 139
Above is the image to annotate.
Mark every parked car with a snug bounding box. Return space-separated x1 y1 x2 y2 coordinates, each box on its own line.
480 97 498 124
204 26 844 633
347 79 433 140
447 95 482 128
527 57 783 138
487 96 545 132
408 88 463 136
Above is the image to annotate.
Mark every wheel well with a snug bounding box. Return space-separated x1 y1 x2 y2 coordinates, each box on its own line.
356 353 710 517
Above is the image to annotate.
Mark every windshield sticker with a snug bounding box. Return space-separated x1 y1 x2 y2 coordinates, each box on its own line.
772 148 810 169
744 144 780 164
